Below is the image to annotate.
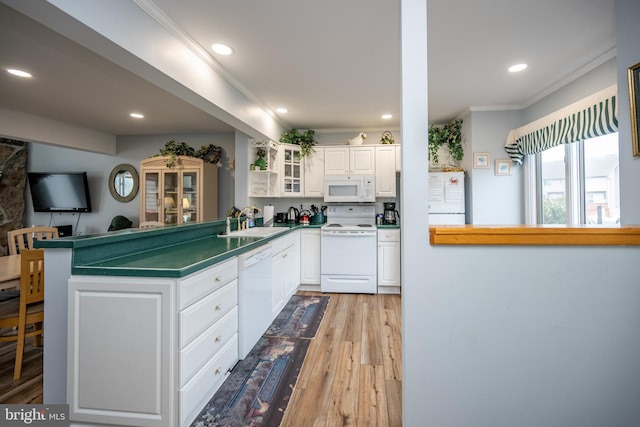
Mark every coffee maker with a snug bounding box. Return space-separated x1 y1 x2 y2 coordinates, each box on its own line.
383 202 399 225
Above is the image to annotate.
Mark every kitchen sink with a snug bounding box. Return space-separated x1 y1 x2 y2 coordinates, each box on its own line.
218 227 289 239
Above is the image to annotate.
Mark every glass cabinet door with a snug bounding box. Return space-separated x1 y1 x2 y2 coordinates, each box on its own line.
182 171 198 222
282 146 302 195
163 172 179 224
143 171 160 222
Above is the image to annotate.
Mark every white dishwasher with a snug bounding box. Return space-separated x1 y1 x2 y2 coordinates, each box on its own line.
238 244 273 359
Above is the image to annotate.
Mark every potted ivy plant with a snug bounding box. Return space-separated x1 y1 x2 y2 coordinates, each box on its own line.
428 119 463 166
279 128 317 158
157 140 221 168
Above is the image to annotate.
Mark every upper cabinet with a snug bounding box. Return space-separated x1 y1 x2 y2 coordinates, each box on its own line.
248 140 278 197
249 141 304 197
324 146 375 175
375 145 397 197
140 156 218 225
253 143 399 199
304 147 324 197
350 146 376 174
279 144 303 197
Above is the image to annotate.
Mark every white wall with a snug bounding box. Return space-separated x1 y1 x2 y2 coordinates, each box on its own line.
464 58 617 225
405 2 640 426
616 0 640 224
467 110 524 224
418 245 640 427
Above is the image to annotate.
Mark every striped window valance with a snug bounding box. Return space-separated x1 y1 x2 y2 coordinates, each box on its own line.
504 85 618 164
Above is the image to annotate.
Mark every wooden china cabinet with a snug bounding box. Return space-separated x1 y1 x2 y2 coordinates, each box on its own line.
140 156 218 225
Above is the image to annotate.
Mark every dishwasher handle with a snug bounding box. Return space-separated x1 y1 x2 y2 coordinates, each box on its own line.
238 245 273 269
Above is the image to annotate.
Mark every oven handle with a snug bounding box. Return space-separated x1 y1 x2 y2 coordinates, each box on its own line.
321 231 376 237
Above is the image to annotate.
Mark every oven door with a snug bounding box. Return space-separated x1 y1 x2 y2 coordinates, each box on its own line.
320 230 377 293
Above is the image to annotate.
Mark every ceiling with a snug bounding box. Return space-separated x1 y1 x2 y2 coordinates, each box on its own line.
0 0 616 140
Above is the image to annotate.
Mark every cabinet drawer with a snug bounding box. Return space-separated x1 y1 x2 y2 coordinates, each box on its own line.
378 229 400 242
180 334 238 427
179 257 238 310
180 280 237 349
180 306 238 387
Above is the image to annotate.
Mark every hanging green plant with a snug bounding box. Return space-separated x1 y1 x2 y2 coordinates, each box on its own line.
279 128 317 158
428 119 463 164
157 140 221 168
195 144 222 165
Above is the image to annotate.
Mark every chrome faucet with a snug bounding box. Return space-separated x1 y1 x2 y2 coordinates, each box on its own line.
237 205 262 230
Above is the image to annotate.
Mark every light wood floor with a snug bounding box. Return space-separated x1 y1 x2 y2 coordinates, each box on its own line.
0 292 402 426
283 291 402 427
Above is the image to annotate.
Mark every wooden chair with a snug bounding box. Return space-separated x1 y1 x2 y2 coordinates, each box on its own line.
139 221 165 228
0 249 45 380
7 226 59 255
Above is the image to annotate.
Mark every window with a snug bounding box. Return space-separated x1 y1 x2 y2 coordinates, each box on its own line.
531 133 619 225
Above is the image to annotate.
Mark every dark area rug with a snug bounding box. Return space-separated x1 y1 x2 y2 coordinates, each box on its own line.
264 295 329 339
192 295 329 427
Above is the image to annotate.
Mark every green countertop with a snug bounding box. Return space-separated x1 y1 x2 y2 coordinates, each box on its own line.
37 219 306 279
72 234 272 278
37 220 387 279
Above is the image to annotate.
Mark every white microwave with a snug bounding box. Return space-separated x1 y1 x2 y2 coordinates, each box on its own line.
324 175 375 202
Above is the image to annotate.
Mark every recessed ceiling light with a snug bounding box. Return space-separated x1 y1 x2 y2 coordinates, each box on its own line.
276 107 288 114
130 113 144 119
7 68 32 78
212 43 234 55
508 63 528 73
381 114 393 120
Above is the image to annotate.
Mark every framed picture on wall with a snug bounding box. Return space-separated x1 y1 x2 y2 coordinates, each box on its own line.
628 61 640 157
495 159 511 176
473 152 490 168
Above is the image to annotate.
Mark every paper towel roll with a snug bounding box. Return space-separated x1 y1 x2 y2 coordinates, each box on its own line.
263 205 274 227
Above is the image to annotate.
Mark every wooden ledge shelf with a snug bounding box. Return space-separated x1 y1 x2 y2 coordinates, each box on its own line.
429 225 640 246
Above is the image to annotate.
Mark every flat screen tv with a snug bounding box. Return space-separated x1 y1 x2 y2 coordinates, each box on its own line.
27 172 92 213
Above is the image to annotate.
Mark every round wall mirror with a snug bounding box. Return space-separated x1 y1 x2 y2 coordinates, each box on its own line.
108 164 139 202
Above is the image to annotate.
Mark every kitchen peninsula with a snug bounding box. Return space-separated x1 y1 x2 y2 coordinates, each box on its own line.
35 219 302 427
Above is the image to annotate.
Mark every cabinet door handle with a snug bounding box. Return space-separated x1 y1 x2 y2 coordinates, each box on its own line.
214 276 221 283
215 368 221 375
215 335 222 343
215 304 222 311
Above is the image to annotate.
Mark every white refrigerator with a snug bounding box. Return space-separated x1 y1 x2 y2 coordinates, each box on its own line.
428 172 465 224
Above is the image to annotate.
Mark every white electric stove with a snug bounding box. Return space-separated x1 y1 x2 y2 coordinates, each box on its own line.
320 204 377 294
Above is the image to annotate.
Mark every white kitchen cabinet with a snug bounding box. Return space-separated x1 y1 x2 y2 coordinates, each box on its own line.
249 141 304 197
375 145 397 197
271 230 301 319
350 146 376 174
304 147 324 197
324 146 350 174
300 228 321 285
249 140 279 197
324 146 375 175
67 257 239 427
377 228 401 294
279 143 303 196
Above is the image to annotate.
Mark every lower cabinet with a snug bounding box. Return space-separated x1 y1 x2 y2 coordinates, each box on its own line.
377 228 401 294
67 257 239 427
271 230 300 319
300 228 321 285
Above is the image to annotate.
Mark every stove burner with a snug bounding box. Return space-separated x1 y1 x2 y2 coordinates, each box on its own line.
326 223 342 227
357 224 373 228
